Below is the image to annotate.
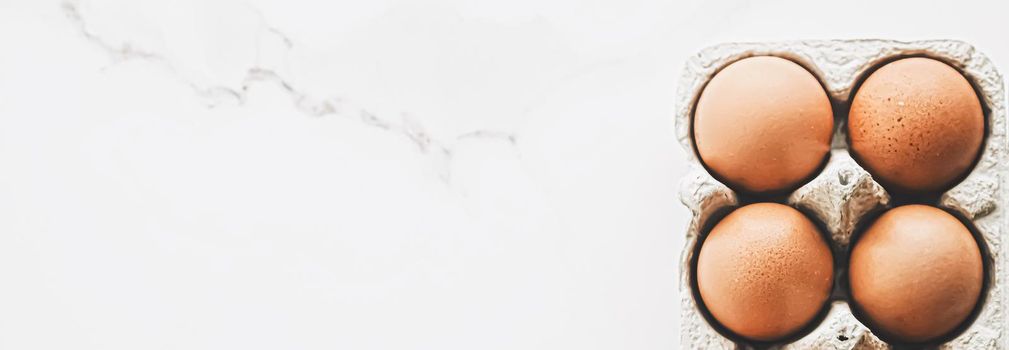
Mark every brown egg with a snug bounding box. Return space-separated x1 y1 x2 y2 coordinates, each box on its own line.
849 205 983 343
696 203 833 342
693 56 834 194
849 57 984 193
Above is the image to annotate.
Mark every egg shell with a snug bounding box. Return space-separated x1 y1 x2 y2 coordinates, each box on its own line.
849 205 983 343
849 57 985 193
696 202 833 342
676 40 1007 350
693 56 834 194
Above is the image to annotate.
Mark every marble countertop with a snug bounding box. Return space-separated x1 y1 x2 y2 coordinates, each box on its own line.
0 0 1005 348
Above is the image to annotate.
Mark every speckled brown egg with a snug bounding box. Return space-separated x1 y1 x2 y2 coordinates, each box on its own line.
696 202 834 342
849 57 984 193
849 205 983 344
693 56 834 194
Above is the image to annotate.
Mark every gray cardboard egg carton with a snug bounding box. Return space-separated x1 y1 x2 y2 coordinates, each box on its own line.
676 40 1007 349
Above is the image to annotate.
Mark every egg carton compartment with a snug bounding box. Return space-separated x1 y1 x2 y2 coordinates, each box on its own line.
676 40 1007 349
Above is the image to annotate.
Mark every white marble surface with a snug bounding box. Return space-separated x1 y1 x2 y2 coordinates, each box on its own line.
0 1 1006 349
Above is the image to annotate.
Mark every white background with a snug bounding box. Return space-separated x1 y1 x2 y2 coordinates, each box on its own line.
0 0 1006 348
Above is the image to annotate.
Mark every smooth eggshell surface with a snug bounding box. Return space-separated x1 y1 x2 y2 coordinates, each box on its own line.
848 57 984 193
849 204 983 344
693 56 834 194
696 202 834 342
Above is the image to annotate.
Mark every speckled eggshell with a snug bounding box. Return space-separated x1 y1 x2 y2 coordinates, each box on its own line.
849 57 985 193
849 204 983 344
696 202 834 342
693 56 834 194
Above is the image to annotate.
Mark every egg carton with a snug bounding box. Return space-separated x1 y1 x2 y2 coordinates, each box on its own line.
676 39 1007 349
